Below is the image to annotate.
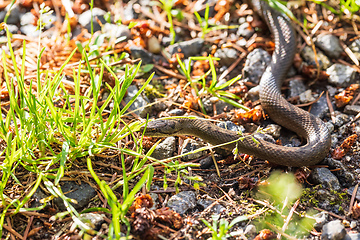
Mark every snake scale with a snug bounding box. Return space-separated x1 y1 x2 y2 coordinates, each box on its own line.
142 0 331 167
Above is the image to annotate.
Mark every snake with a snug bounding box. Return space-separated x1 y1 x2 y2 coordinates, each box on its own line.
142 0 331 167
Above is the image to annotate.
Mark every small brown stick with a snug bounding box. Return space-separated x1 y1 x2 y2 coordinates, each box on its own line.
154 65 188 80
22 216 34 240
340 40 359 66
314 207 347 220
326 91 336 123
348 183 359 217
3 223 23 240
277 199 300 240
296 91 324 108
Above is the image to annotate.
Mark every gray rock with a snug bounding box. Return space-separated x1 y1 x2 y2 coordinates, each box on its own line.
350 221 357 229
236 22 254 39
244 224 257 238
148 35 161 54
310 168 341 191
200 155 214 169
325 158 355 187
236 38 247 47
264 124 281 138
299 89 316 103
326 63 356 87
333 112 349 127
79 213 106 230
102 23 131 40
130 46 154 65
214 48 239 66
254 132 276 144
123 1 138 22
167 191 197 215
288 78 307 98
123 85 151 118
0 24 18 35
248 85 261 100
181 138 206 161
30 188 51 209
0 3 20 25
167 38 204 57
197 198 225 214
243 48 271 84
214 99 235 114
20 25 40 38
321 220 346 240
343 233 360 240
316 34 343 59
347 186 360 202
310 95 329 119
301 46 331 69
78 8 107 32
168 108 185 116
53 181 97 210
217 121 245 133
325 122 335 133
151 137 176 160
202 97 213 113
313 212 328 230
20 12 35 26
349 38 360 60
344 105 360 115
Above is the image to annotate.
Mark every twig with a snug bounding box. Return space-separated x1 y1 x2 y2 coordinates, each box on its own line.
326 91 336 123
313 207 347 220
348 183 359 217
22 216 34 240
277 199 300 240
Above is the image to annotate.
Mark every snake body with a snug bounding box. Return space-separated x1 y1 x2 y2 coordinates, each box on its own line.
143 1 331 167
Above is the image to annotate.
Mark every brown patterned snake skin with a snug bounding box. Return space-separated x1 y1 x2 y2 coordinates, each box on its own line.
142 0 331 167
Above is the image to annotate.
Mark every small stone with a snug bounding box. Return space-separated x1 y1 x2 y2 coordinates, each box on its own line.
148 36 161 54
347 186 360 201
243 48 271 84
78 8 107 32
247 85 261 100
217 121 245 133
168 109 185 116
123 85 151 118
79 213 106 231
197 198 225 214
0 3 20 25
313 212 328 230
181 138 206 161
349 38 360 60
333 112 349 127
350 221 357 229
299 89 316 103
20 25 40 38
310 95 329 119
209 97 219 103
214 48 239 66
264 124 281 138
344 233 360 240
167 191 197 215
325 122 334 133
102 23 131 40
151 137 176 160
326 63 356 87
325 158 355 187
236 22 254 39
130 46 154 65
167 38 204 58
20 12 35 26
0 24 18 35
301 46 331 69
244 224 257 237
344 105 360 115
321 220 346 240
288 78 307 98
310 168 341 191
316 34 343 59
53 181 97 210
199 156 214 169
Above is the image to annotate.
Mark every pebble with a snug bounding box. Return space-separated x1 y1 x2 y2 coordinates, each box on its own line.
236 22 254 39
325 122 334 133
264 124 281 138
197 198 225 214
30 188 51 209
349 38 360 60
344 105 360 115
123 85 151 118
310 95 329 119
78 8 107 33
147 35 162 54
214 48 239 66
350 221 357 229
79 213 106 231
321 220 347 240
129 46 154 65
167 191 197 215
53 181 97 210
168 108 185 116
316 34 343 59
300 45 331 69
324 158 355 187
288 78 307 98
151 136 176 160
217 121 245 133
167 38 204 57
20 12 35 26
326 63 356 87
313 212 328 230
333 112 350 127
344 233 360 240
347 186 360 201
244 224 257 237
299 89 316 103
0 24 18 35
20 25 40 38
0 3 20 25
243 48 271 84
310 168 341 191
181 138 206 161
102 23 131 40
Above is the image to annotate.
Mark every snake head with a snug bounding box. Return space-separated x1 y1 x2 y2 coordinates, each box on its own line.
140 119 185 137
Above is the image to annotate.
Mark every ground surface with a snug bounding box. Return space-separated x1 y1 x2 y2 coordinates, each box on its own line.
0 0 360 239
